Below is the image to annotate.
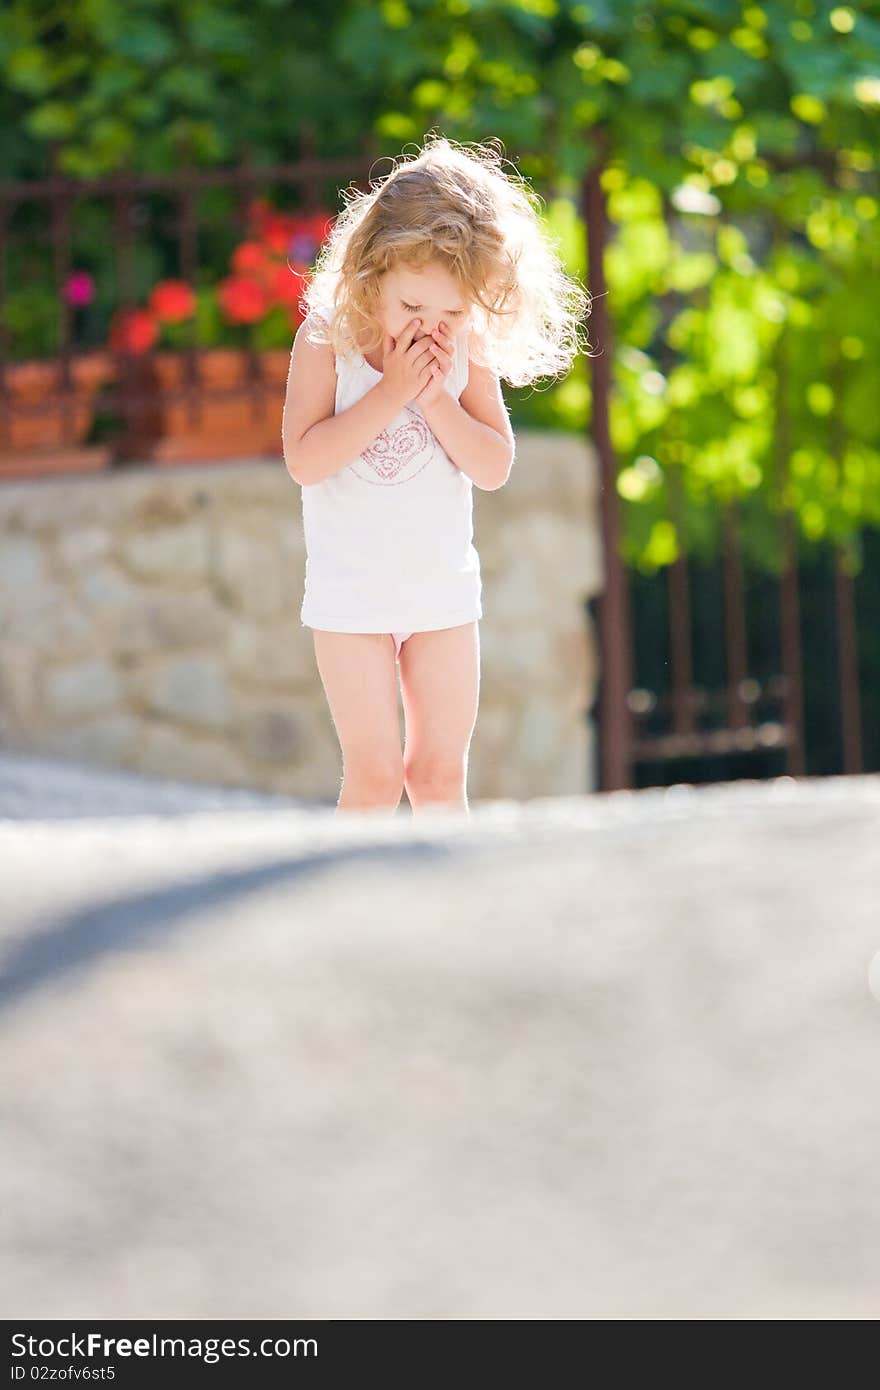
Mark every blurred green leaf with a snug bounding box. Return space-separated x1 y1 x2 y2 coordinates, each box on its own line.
26 100 78 138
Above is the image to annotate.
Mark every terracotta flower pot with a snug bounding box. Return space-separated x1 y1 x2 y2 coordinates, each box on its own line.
0 346 294 473
148 347 291 465
0 351 115 477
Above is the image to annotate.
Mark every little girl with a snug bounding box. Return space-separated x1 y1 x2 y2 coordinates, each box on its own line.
282 134 589 818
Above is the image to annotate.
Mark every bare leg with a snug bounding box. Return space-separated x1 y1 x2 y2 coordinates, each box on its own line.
398 622 480 818
311 630 404 815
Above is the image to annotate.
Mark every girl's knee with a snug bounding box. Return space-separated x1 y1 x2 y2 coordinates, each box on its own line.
403 751 466 797
343 751 405 801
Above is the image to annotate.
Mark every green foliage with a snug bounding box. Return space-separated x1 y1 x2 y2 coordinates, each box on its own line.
1 281 58 357
0 0 362 177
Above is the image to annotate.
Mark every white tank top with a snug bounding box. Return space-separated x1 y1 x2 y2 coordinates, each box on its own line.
299 310 482 633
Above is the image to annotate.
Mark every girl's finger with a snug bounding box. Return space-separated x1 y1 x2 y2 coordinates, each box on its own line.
401 318 422 351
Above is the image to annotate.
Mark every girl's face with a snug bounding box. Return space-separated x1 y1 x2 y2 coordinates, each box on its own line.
376 261 472 343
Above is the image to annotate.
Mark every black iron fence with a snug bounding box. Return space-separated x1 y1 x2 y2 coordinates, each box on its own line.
588 515 875 790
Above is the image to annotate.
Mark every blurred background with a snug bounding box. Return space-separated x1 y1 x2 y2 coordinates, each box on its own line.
1 0 879 802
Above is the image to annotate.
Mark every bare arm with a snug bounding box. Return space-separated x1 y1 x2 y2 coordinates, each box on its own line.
282 316 404 486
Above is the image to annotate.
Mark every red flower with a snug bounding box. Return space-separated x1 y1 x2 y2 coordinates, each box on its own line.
232 241 273 281
261 212 300 255
268 262 306 309
217 274 269 324
149 279 196 323
109 307 158 354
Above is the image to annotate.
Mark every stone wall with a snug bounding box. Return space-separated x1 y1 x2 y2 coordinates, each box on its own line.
0 431 602 803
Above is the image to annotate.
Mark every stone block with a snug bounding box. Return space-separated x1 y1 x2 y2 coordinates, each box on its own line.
78 563 138 614
111 592 228 656
121 521 211 584
37 716 138 765
0 535 44 594
518 694 564 771
0 644 41 729
56 527 113 570
136 723 251 786
227 618 311 690
237 702 305 764
44 659 122 721
209 528 289 618
145 658 229 730
486 561 547 623
118 469 208 525
209 461 291 510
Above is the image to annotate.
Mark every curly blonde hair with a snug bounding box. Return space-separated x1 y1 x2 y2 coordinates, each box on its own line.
299 132 592 388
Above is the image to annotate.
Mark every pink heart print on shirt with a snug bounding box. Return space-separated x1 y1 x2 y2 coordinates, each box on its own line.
349 405 437 486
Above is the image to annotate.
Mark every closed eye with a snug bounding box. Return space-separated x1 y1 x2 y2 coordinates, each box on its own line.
402 302 464 315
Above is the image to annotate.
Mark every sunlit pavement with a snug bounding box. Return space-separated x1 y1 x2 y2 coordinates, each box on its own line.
2 750 879 1319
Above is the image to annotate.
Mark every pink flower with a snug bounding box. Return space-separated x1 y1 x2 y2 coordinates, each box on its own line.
65 271 95 308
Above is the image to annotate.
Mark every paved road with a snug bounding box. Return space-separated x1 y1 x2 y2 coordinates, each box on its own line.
2 752 879 1318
